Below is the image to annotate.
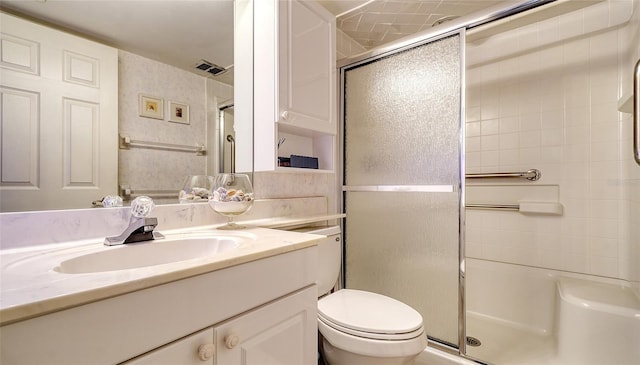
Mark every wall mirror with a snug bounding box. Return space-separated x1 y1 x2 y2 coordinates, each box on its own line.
0 0 253 213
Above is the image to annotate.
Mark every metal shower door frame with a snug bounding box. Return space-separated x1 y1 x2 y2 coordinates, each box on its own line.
338 27 467 353
336 0 556 359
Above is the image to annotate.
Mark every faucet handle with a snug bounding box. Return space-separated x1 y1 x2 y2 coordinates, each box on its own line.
131 196 155 218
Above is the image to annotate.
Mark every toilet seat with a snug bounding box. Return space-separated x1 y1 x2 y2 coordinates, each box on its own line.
317 289 425 341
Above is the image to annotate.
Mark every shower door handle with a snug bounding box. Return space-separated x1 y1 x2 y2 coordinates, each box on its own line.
634 59 640 166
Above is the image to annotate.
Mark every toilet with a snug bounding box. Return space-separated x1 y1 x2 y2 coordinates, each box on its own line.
306 226 428 365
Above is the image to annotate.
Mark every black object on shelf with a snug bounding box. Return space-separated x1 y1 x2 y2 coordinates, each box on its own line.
290 155 318 169
278 157 291 167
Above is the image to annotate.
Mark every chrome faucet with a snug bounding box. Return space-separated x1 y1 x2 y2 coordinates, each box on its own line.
104 196 164 246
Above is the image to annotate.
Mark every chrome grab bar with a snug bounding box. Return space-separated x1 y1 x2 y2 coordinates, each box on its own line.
634 59 640 166
466 204 519 211
465 169 541 181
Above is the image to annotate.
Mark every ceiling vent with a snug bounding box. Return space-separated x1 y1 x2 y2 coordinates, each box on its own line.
432 15 460 27
195 60 227 76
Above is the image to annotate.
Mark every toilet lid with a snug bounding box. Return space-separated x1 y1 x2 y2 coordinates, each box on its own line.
317 289 424 336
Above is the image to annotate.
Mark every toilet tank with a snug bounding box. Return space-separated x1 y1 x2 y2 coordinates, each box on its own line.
298 226 342 297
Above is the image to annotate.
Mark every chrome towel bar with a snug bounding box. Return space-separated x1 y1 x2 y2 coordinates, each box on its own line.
465 169 541 181
119 134 206 155
120 186 178 200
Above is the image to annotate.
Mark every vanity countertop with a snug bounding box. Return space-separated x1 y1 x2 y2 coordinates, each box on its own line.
0 226 321 326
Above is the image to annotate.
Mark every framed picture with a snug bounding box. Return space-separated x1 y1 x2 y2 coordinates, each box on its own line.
139 94 164 119
168 100 190 124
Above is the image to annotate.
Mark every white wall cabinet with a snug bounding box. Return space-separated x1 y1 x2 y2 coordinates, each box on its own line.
254 0 336 172
278 0 335 135
124 287 317 365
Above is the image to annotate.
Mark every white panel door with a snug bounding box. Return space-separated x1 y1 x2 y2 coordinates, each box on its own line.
215 286 317 365
0 12 118 212
278 0 335 135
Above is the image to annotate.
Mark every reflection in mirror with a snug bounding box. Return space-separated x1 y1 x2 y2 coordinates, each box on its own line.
0 0 252 212
218 103 235 174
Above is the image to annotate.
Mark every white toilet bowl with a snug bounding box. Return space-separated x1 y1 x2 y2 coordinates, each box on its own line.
299 226 428 365
318 289 427 365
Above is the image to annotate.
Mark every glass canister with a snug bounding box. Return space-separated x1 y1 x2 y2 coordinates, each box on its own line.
179 175 214 203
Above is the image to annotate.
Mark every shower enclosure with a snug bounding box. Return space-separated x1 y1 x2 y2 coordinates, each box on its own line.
218 103 235 173
341 33 463 347
339 0 640 364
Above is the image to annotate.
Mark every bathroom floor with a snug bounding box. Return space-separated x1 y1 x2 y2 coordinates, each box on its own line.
464 314 560 364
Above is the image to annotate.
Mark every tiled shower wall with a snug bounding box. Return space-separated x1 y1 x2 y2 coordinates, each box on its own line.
465 0 638 282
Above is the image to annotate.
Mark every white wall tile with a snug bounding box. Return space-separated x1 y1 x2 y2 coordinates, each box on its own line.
519 130 541 148
541 109 564 129
609 0 634 26
541 128 563 146
481 119 500 135
467 121 481 137
466 136 481 152
481 135 500 151
558 11 585 40
467 106 481 122
500 132 520 149
464 1 636 281
583 1 610 33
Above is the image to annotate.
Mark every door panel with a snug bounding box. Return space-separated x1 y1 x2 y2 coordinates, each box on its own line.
0 12 118 212
342 34 462 346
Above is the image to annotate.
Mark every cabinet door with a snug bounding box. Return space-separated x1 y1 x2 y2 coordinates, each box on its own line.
278 0 336 135
123 328 215 365
215 286 317 365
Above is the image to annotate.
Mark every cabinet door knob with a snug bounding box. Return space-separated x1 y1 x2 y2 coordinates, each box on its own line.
280 111 289 120
224 334 240 349
197 343 215 361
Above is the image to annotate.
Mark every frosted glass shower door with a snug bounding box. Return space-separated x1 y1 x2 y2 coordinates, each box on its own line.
342 35 461 346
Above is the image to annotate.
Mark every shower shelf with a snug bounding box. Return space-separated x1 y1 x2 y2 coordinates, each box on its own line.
466 184 562 215
617 91 632 113
466 201 563 215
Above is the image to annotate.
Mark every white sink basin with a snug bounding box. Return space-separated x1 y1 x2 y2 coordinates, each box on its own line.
55 236 242 274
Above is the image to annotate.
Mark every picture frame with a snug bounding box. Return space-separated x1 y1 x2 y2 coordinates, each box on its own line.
168 100 190 124
139 94 164 119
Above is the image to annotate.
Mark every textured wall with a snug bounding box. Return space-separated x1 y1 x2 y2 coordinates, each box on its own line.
118 50 208 201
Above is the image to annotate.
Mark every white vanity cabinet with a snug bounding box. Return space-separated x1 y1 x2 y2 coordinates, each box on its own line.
215 286 314 364
124 328 216 364
124 286 316 365
0 246 318 365
254 0 336 172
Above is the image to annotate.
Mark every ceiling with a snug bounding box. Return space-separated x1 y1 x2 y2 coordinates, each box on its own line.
0 0 235 84
319 0 507 49
0 1 519 82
